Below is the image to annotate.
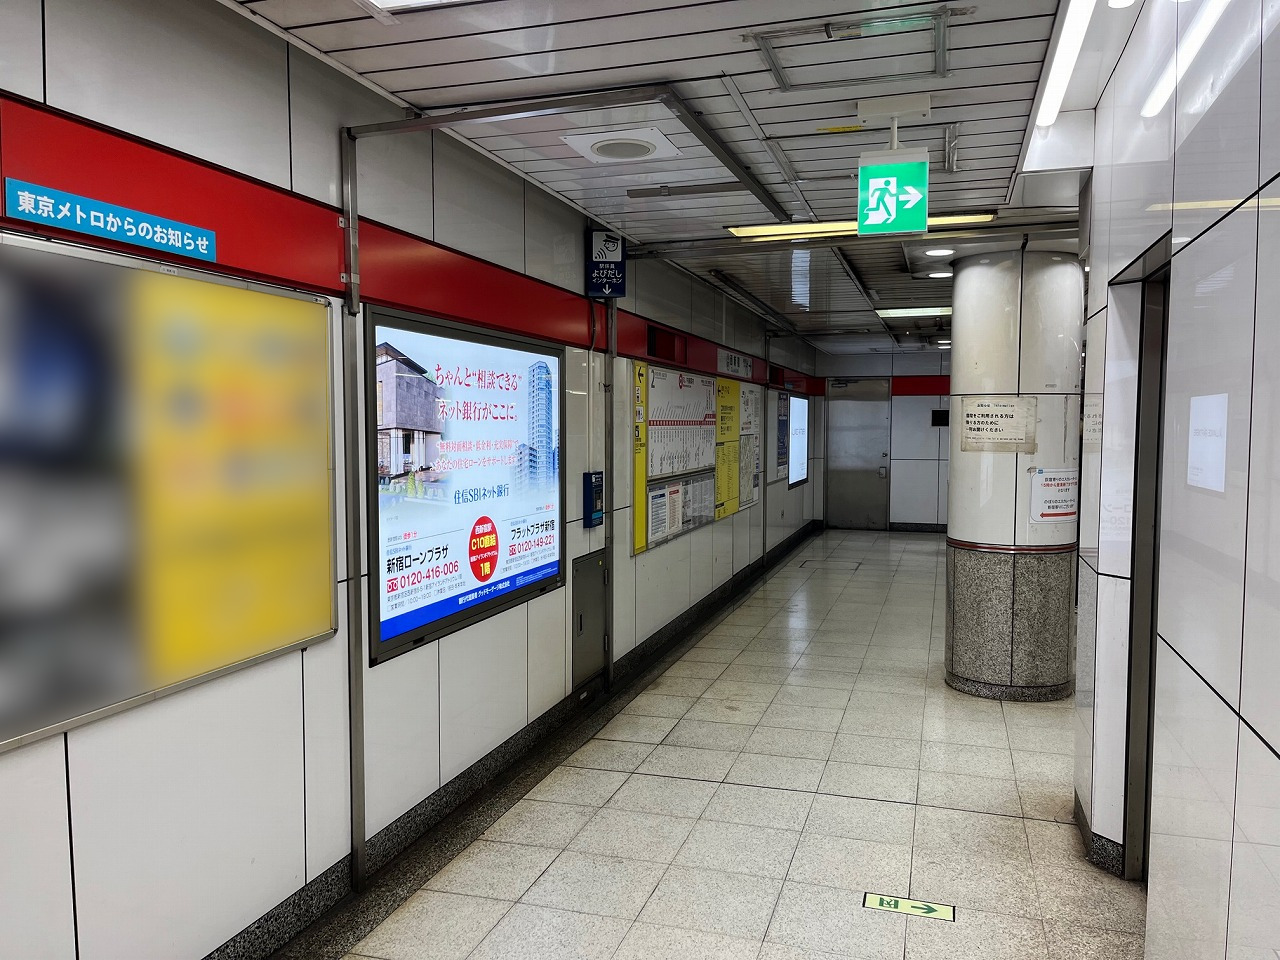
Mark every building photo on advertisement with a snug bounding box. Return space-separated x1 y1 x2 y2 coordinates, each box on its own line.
371 317 563 659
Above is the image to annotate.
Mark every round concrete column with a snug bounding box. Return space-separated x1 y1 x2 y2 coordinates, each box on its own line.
945 251 1083 701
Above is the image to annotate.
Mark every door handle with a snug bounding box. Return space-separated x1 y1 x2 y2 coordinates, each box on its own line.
578 613 583 634
878 466 887 479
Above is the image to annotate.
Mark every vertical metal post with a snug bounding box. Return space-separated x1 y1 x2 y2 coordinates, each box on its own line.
603 299 617 688
340 127 368 891
889 116 900 151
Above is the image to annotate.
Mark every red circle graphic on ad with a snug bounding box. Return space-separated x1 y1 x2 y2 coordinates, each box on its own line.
469 516 500 583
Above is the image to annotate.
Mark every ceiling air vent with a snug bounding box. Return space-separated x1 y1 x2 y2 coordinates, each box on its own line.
561 127 683 164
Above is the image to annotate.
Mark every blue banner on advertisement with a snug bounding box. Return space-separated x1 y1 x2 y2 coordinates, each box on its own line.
380 560 560 643
4 178 217 262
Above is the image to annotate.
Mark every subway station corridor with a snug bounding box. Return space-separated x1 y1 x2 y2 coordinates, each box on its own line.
341 532 1144 960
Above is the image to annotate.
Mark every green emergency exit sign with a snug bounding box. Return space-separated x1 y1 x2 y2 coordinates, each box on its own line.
858 149 929 236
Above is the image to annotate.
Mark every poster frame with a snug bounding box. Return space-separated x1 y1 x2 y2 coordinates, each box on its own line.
0 230 339 754
787 394 810 489
365 306 567 666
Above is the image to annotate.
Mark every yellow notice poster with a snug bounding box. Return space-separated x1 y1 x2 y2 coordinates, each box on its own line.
633 362 648 554
714 378 741 519
133 272 334 688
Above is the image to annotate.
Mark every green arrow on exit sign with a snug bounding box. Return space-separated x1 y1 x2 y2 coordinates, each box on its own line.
858 149 929 236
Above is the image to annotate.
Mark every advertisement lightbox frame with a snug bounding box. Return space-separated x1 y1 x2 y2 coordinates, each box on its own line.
0 230 340 754
788 394 810 489
365 307 568 666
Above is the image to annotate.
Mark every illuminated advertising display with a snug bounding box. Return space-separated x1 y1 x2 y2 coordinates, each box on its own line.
370 314 563 660
789 395 810 484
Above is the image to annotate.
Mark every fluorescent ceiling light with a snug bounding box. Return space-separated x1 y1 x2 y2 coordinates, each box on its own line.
938 344 952 349
876 307 953 319
1036 0 1099 127
928 271 954 279
1141 0 1232 117
367 0 474 7
937 339 952 344
924 248 955 257
727 213 993 241
1108 0 1136 7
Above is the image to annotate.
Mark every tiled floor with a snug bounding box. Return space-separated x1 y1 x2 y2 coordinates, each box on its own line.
343 532 1146 960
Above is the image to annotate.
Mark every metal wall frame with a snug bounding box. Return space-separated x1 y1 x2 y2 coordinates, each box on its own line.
0 230 343 756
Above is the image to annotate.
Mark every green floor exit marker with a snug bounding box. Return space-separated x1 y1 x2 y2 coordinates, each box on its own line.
863 893 955 922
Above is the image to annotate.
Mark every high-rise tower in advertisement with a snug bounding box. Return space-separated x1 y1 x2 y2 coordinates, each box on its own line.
527 361 554 485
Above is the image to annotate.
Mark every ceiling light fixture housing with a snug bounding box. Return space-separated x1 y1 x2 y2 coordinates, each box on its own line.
725 213 994 241
561 127 683 165
929 271 954 279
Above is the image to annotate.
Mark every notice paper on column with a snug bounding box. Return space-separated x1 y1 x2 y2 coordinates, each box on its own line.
1030 468 1078 523
648 486 669 542
960 396 1037 453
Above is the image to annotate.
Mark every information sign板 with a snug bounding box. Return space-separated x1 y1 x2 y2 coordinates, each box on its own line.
373 323 562 652
857 149 929 236
789 395 810 483
1030 468 1079 523
960 396 1038 453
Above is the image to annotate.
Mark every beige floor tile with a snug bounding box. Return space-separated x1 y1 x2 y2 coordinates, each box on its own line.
525 766 628 806
773 684 853 709
702 678 782 702
905 906 1049 960
665 659 729 680
829 734 921 769
788 833 912 892
425 841 559 901
805 794 916 845
726 752 827 791
605 773 717 819
909 852 1039 919
759 702 845 733
916 770 1023 817
468 904 630 960
1042 919 1145 959
674 819 801 878
638 865 783 939
481 799 597 848
685 698 770 724
595 713 679 744
563 739 655 773
1025 820 1090 868
568 806 695 862
919 741 1015 779
613 923 761 960
635 744 739 781
702 783 815 831
744 725 835 761
1034 864 1147 933
352 890 511 960
645 674 716 698
819 761 918 803
521 850 664 919
912 806 1030 863
663 718 755 752
766 882 907 959
620 693 696 719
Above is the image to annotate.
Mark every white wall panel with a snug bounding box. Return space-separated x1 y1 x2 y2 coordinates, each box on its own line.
363 632 440 839
564 347 591 523
611 507 638 660
936 461 949 525
808 457 825 522
1013 393 1081 547
1074 563 1096 828
733 507 753 574
432 132 524 273
691 284 723 344
890 459 939 525
1264 5 1280 184
1170 0 1262 245
1079 308 1107 566
749 501 765 563
636 535 691 642
947 395 1018 545
303 623 351 880
525 185 584 293
0 736 75 960
0 0 43 101
612 358 633 511
815 354 892 378
1099 290 1140 577
439 606 529 782
1092 575 1131 843
891 352 943 375
634 259 692 331
713 514 734 587
1106 0 1175 275
45 0 292 188
588 351 607 475
1242 179 1280 748
69 655 305 960
891 395 943 460
689 524 715 604
1159 205 1257 707
288 46 435 242
528 588 569 721
1089 83 1115 312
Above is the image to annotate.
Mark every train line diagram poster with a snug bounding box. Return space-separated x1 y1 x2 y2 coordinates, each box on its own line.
372 323 562 652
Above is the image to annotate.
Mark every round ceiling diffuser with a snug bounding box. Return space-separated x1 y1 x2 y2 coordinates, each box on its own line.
590 138 658 160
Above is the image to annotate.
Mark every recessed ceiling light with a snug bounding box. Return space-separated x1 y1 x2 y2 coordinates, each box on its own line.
939 344 952 349
937 339 952 344
561 128 682 165
924 248 955 257
1173 236 1191 243
928 271 953 279
364 0 476 8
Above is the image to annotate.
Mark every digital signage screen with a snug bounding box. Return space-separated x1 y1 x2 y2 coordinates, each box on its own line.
789 395 810 485
369 315 563 661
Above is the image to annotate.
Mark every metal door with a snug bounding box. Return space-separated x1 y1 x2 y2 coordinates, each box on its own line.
571 550 608 688
825 379 891 529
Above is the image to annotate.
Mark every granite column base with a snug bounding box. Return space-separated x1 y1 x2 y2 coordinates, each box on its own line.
945 541 1076 702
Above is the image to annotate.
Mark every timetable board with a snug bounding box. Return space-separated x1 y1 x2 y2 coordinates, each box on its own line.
647 367 716 479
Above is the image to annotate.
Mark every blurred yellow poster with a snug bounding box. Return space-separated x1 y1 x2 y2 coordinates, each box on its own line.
132 273 334 688
716 378 739 443
714 440 740 520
